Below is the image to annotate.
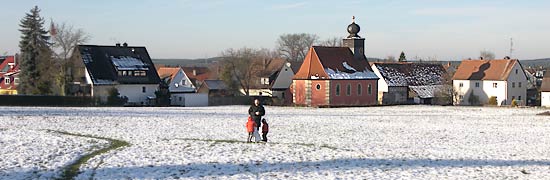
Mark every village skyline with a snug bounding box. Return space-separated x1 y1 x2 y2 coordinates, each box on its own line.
1 1 550 60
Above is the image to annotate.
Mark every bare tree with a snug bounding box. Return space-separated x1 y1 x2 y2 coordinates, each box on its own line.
51 21 90 95
220 48 259 96
480 50 495 60
276 33 318 62
318 37 342 47
385 55 396 62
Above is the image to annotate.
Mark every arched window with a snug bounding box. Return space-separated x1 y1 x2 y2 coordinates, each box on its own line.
368 84 372 95
335 84 341 96
346 84 351 96
357 84 362 96
316 84 321 90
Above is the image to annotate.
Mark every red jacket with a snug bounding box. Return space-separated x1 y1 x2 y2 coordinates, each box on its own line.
246 117 256 133
262 122 269 133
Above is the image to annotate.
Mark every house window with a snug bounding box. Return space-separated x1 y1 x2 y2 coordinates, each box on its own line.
316 84 321 90
475 82 479 88
128 71 134 76
335 84 341 96
459 82 463 87
512 82 515 88
179 97 182 101
515 69 518 74
493 83 498 88
4 78 10 85
134 71 146 76
357 84 362 96
518 96 522 100
459 95 464 101
13 78 19 85
346 84 351 96
261 78 270 85
368 84 372 95
142 86 146 93
519 82 522 88
122 71 127 76
118 71 123 76
512 96 515 100
181 80 185 85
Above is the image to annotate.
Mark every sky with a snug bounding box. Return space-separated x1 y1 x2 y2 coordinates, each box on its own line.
1 0 550 60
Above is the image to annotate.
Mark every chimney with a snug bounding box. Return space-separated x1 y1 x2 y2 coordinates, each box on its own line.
116 43 121 47
13 55 16 66
479 57 484 60
504 56 511 60
193 69 197 76
123 42 128 47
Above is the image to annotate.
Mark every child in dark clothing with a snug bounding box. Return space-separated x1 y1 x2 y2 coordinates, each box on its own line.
261 118 269 142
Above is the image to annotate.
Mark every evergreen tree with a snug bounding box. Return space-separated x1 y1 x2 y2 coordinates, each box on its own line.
398 51 407 62
18 6 52 94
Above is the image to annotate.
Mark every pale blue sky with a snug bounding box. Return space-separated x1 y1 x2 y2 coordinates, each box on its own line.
1 0 549 60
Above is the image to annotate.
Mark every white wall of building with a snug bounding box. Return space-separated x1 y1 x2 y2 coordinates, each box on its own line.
541 92 550 107
169 69 195 93
506 63 528 105
271 63 294 90
171 93 208 106
93 84 158 105
371 64 389 104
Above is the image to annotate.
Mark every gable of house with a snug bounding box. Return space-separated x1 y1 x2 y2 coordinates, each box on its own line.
157 67 195 93
77 45 161 85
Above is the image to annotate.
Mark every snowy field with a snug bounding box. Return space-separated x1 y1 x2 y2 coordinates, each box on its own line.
0 105 549 179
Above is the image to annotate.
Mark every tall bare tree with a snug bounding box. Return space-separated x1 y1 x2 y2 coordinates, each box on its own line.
51 21 90 95
276 33 318 62
318 37 342 47
219 48 278 96
480 50 495 60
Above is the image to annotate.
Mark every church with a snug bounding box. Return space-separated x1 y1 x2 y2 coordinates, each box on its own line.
292 17 379 107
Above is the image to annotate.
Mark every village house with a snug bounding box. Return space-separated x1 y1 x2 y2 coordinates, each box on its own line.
452 58 527 106
292 17 379 107
0 56 19 95
245 58 295 104
371 62 447 105
197 79 228 97
157 67 207 106
182 67 212 89
71 43 161 105
540 76 550 107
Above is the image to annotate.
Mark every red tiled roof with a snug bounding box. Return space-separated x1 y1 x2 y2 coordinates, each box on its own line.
0 56 19 90
452 59 520 81
182 67 211 82
156 67 180 80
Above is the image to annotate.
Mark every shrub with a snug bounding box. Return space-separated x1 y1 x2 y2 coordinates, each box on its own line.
511 99 518 107
468 91 480 106
488 96 498 106
107 88 128 106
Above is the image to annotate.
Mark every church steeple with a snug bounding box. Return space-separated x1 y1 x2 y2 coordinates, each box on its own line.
343 16 366 59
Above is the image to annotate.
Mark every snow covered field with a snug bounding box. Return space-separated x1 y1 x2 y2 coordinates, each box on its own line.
0 105 549 179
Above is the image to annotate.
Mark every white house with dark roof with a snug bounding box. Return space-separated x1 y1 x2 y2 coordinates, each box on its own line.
371 62 447 105
538 76 550 107
73 43 161 105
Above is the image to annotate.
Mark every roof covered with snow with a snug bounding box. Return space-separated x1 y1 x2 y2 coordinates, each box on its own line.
77 45 161 85
373 62 446 86
294 46 377 80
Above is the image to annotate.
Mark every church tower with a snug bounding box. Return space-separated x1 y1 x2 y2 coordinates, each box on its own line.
342 16 366 59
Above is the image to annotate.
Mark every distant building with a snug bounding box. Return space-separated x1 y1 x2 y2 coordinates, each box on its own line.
181 67 212 88
452 58 527 106
540 76 550 107
292 17 379 107
371 62 447 105
71 43 161 105
246 58 295 104
157 67 202 106
198 80 229 97
0 56 19 95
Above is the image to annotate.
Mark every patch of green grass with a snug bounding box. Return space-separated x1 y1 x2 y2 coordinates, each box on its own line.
45 130 130 180
175 138 341 150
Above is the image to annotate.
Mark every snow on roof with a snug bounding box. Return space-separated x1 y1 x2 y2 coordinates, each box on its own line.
409 85 444 99
325 66 379 80
111 56 149 71
374 63 446 86
93 79 116 85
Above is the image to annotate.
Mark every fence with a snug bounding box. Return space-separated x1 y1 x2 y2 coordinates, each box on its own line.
0 95 95 106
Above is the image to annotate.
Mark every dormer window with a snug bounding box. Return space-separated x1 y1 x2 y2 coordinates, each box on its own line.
261 77 270 85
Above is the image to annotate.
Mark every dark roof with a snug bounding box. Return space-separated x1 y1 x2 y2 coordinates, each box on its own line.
373 62 446 86
202 80 226 90
453 59 520 81
541 77 550 92
77 45 161 85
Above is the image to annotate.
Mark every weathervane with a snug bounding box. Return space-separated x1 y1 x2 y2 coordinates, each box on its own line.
352 16 355 23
